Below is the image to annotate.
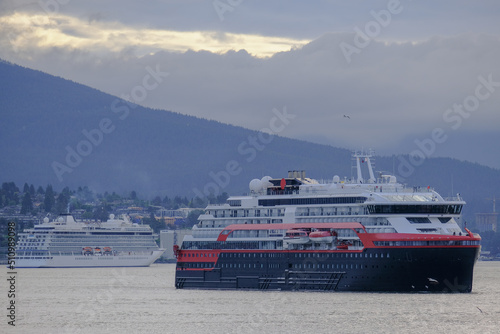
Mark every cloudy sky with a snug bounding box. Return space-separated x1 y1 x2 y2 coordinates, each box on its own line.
1 0 500 168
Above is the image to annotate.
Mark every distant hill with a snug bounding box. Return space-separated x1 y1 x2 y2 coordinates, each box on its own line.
1 60 499 224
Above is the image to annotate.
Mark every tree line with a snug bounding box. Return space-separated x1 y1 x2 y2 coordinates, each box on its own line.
0 181 228 218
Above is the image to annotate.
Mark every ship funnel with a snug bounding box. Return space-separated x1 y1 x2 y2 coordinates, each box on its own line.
288 171 293 178
301 170 306 179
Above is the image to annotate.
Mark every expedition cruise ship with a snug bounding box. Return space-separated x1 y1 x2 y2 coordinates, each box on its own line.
174 151 481 292
14 213 164 268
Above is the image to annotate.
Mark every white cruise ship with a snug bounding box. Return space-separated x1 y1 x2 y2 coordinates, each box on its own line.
14 214 164 268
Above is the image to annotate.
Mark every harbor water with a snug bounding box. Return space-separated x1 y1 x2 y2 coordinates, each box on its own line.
3 262 500 334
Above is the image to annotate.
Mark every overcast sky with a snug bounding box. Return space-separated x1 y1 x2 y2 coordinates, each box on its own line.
1 0 499 168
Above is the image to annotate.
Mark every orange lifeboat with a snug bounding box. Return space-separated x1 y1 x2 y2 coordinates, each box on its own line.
309 230 335 243
284 230 310 244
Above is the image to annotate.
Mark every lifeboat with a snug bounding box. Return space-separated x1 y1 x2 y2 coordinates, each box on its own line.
103 247 112 255
94 247 102 255
284 230 310 244
309 230 335 243
82 247 93 255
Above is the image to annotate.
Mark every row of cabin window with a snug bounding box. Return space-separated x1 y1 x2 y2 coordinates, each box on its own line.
182 251 392 260
182 262 383 270
218 252 390 259
184 253 218 258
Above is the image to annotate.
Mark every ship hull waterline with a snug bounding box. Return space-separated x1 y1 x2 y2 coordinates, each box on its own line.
175 247 480 293
14 250 165 268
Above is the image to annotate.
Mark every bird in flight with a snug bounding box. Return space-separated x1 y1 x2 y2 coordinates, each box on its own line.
343 115 350 119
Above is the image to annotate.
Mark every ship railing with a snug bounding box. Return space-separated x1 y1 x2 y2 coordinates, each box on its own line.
285 243 364 251
243 185 434 196
443 196 463 202
114 251 157 256
346 246 364 251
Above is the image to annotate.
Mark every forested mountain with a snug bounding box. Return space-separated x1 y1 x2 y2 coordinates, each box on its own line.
1 59 499 224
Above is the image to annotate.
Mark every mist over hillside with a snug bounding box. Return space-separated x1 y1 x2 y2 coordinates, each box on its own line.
1 60 499 224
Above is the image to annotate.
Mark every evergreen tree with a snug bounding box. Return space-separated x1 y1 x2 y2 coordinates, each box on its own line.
2 182 20 205
54 187 72 213
61 186 71 197
2 182 19 194
173 196 185 209
23 183 30 193
20 192 33 214
29 184 35 196
145 212 164 234
186 209 204 227
55 192 70 213
206 193 217 205
12 192 19 205
152 196 162 207
106 191 121 202
37 186 45 195
44 185 55 212
191 196 206 208
93 204 110 221
162 195 171 208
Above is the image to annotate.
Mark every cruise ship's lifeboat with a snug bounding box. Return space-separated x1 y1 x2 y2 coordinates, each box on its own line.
284 230 310 244
309 230 335 243
82 247 93 255
103 247 112 255
94 247 102 255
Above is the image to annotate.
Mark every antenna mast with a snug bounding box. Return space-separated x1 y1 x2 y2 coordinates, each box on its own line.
352 149 375 183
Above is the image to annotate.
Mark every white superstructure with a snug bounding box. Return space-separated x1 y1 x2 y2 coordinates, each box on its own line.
14 214 164 268
186 151 466 244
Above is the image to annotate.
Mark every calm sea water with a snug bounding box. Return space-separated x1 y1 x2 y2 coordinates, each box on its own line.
3 262 500 334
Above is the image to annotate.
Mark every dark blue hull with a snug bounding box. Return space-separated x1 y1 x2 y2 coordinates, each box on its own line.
175 247 480 292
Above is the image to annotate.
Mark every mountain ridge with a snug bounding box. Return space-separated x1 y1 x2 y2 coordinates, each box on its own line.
1 59 499 224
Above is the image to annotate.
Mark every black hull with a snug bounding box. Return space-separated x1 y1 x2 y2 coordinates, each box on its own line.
175 247 480 292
